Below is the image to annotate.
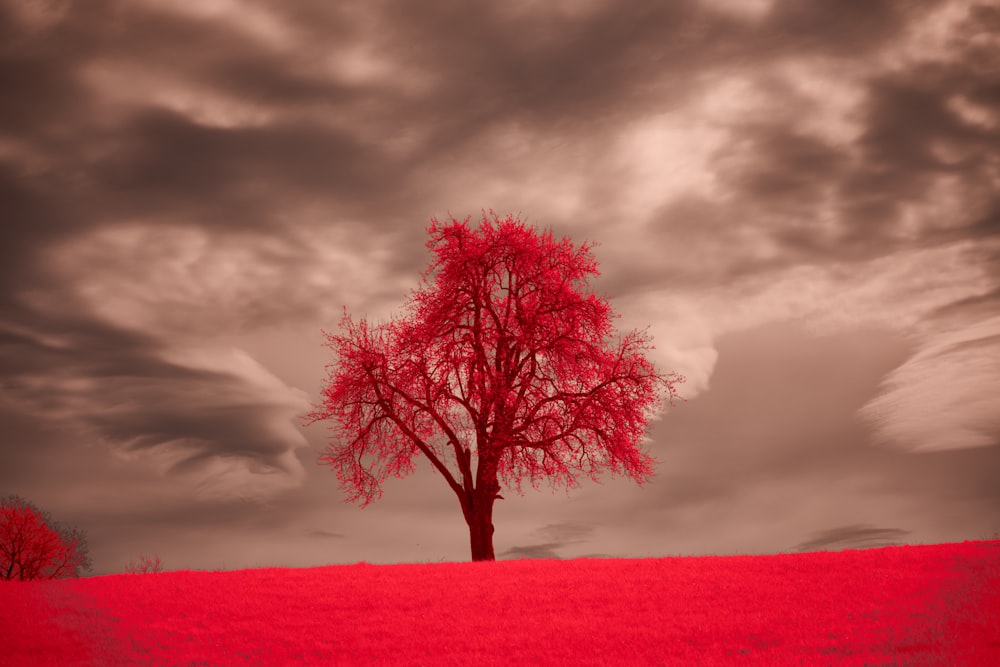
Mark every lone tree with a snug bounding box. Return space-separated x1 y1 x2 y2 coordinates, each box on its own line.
1 494 92 580
304 213 683 561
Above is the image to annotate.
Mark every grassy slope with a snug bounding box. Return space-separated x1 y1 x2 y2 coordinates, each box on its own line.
1 540 998 666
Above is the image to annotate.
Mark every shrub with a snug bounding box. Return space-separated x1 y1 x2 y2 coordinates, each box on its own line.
125 554 163 574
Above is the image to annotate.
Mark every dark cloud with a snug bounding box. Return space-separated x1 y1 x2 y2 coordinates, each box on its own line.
605 1 999 291
635 125 853 284
499 521 594 560
307 530 346 540
537 521 593 544
0 162 91 285
840 73 999 242
719 126 848 207
763 0 927 55
0 298 308 501
500 544 564 560
0 4 92 137
791 524 910 553
373 2 709 127
91 107 397 224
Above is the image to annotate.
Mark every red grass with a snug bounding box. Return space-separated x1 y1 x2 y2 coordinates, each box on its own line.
2 540 998 665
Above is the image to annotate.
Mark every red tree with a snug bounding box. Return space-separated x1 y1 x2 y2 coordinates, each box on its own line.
0 495 91 580
304 213 684 561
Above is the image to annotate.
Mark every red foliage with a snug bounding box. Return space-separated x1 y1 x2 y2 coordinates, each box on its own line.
0 495 90 580
304 212 683 560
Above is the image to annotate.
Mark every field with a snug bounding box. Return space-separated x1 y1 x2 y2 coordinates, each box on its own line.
1 540 998 666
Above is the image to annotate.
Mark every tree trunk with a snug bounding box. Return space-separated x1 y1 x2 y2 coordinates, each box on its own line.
461 461 501 561
466 502 496 561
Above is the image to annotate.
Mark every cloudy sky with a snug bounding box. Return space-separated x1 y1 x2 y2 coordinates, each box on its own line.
2 0 998 576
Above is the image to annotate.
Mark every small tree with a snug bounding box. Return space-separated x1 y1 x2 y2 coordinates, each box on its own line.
125 554 163 574
304 213 684 561
0 495 92 580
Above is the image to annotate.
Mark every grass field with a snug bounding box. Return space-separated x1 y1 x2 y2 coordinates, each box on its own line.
1 539 998 665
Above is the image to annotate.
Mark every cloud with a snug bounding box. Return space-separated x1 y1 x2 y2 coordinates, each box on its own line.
499 544 565 560
42 221 413 338
700 0 776 22
859 314 1000 451
790 524 910 553
499 521 594 560
615 234 997 407
307 529 346 540
0 305 312 500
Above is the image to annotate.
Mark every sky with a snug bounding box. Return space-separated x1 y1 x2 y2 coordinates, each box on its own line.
1 0 998 576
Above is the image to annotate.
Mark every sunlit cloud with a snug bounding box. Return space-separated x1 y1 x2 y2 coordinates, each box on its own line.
946 94 997 131
138 0 295 51
43 222 407 337
860 315 1000 452
699 0 776 22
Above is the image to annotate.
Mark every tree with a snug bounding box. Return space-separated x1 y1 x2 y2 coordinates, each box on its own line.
0 495 92 580
303 212 684 561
